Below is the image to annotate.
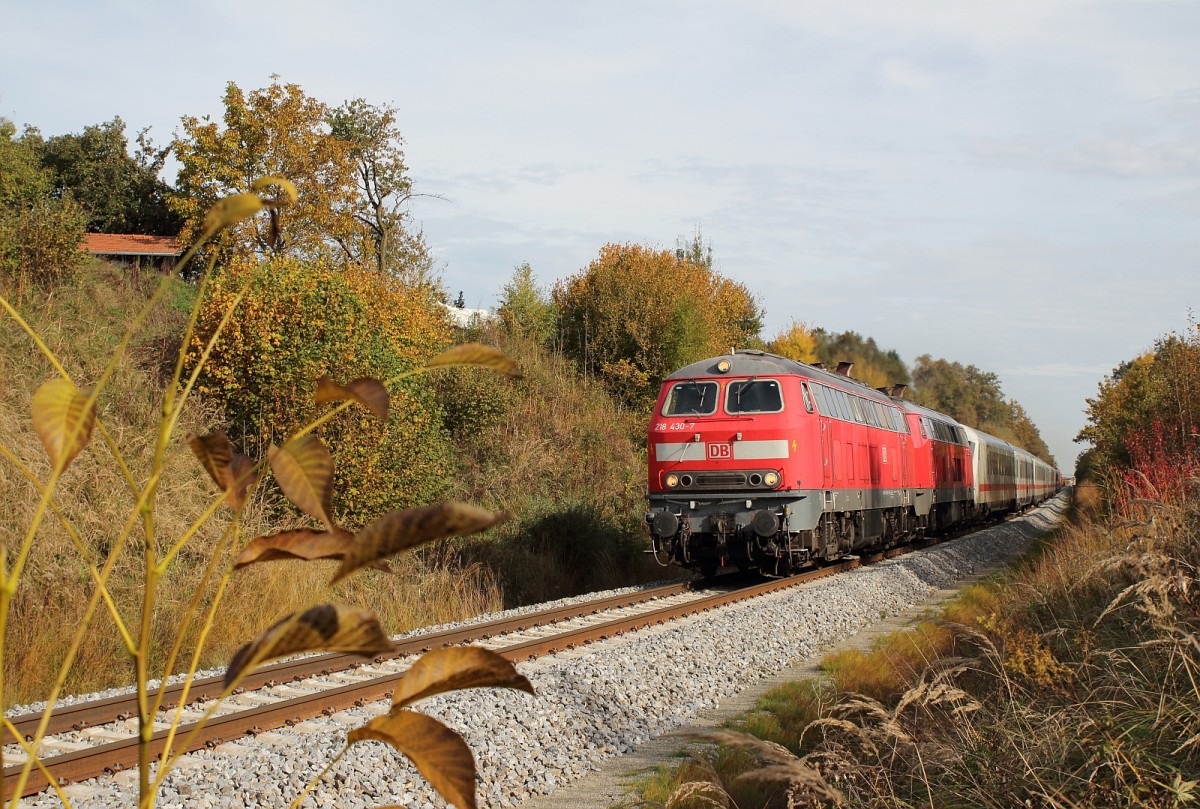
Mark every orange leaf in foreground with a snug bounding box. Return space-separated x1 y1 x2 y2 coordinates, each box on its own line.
314 375 390 420
349 710 478 809
187 430 258 509
425 343 521 378
224 604 390 687
332 502 506 584
268 434 335 529
234 528 354 568
391 646 534 710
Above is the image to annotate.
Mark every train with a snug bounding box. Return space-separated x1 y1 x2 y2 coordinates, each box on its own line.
645 349 1061 578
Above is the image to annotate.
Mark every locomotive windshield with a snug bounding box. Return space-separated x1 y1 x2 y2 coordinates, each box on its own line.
726 378 783 413
662 380 719 416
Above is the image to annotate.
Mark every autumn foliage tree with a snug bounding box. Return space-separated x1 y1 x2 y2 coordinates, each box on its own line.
1077 326 1200 491
553 242 762 407
812 330 910 390
172 79 360 262
768 319 820 364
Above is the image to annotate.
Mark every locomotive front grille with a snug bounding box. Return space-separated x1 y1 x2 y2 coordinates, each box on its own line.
694 472 747 488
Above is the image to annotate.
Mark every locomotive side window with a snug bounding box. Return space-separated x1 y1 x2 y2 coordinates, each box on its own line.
801 383 814 413
662 381 719 416
726 378 784 413
813 384 830 415
834 390 852 421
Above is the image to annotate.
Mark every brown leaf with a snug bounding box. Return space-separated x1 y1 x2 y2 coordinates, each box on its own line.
425 343 522 378
31 378 96 472
187 430 258 509
348 710 477 809
234 528 354 568
268 434 335 529
391 647 534 710
314 375 390 420
224 604 390 687
332 502 506 584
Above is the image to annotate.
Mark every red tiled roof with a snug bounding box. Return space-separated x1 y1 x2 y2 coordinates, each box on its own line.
82 234 181 256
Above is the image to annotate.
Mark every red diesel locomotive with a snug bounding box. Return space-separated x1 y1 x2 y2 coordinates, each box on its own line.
645 349 1060 577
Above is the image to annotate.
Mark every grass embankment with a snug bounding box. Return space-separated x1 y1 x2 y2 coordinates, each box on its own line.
639 486 1199 808
0 264 499 706
442 324 665 606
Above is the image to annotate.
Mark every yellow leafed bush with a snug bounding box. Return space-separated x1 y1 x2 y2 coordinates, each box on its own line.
186 255 455 524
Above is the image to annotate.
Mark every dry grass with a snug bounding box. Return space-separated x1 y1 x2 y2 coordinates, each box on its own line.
639 488 1200 808
1 263 501 706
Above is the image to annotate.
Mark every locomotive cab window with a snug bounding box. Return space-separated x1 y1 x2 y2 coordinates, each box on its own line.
726 378 784 413
662 381 719 416
801 383 814 413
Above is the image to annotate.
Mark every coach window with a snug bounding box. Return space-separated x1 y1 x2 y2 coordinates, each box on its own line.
801 383 814 414
662 381 719 416
726 378 784 414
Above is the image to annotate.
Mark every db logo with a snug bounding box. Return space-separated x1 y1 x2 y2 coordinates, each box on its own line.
708 443 732 460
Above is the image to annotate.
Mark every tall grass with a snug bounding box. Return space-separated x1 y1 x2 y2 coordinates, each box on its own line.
0 262 500 706
639 488 1200 808
441 325 666 605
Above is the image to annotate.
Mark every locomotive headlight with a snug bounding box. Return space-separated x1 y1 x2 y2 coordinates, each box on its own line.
665 473 680 488
764 471 781 487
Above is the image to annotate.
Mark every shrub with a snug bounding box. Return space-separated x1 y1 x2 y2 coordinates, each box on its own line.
187 255 455 523
0 196 87 295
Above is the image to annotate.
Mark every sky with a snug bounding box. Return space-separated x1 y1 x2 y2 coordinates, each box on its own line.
3 0 1199 473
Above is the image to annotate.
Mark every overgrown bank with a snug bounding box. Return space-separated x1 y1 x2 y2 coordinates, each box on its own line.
638 484 1198 808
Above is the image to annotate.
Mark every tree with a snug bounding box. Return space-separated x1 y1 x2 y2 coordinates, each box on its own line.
553 242 762 407
497 262 555 346
768 319 819 364
326 99 433 284
813 330 910 390
39 117 180 234
172 78 359 261
0 118 86 291
0 118 49 207
912 354 1054 463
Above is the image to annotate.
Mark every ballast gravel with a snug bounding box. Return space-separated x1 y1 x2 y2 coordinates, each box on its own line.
24 497 1064 808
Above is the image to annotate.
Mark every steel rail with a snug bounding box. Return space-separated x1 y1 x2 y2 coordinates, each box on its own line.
3 581 697 745
5 561 863 798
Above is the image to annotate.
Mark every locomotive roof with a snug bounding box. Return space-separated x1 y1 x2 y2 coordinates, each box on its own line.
666 350 897 405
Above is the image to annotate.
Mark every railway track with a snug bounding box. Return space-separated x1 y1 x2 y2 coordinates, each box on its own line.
4 537 940 801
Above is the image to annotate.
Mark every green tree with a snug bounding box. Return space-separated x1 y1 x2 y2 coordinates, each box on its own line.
497 262 555 346
172 78 359 261
0 118 86 291
0 118 49 206
39 117 180 234
813 330 910 390
326 99 434 285
553 242 762 407
913 354 1054 463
